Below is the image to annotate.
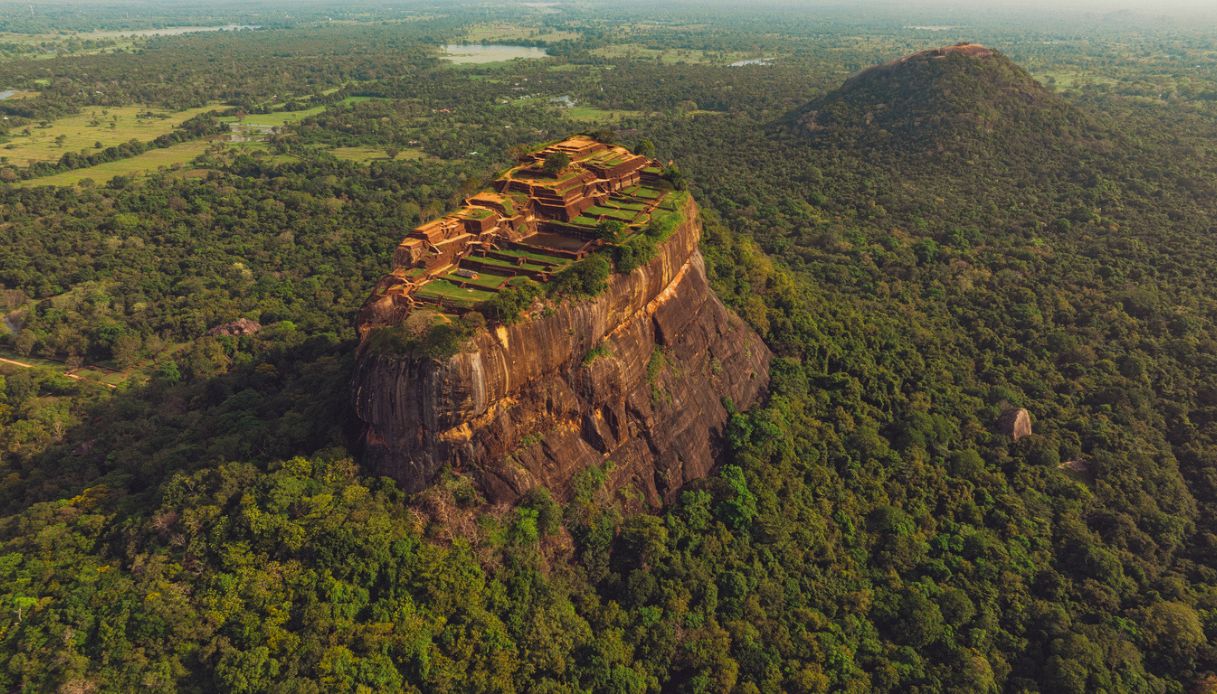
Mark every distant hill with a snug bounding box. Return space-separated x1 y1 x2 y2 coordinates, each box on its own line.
791 43 1097 158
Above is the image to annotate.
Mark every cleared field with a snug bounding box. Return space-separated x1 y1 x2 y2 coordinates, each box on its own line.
590 44 751 65
0 90 39 100
0 104 218 166
0 25 256 59
464 22 581 43
223 106 326 127
1035 70 1120 90
338 95 388 105
17 140 213 187
564 106 645 122
442 44 549 64
329 146 428 162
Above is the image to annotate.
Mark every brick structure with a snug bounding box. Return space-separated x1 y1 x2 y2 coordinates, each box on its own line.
374 136 666 320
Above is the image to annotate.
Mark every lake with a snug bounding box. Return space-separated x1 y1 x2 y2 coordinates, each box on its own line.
442 44 549 64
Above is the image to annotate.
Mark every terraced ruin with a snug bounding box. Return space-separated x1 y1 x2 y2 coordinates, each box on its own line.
360 135 672 329
352 136 772 504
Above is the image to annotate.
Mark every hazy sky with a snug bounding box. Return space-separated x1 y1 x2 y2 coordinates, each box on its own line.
677 0 1217 17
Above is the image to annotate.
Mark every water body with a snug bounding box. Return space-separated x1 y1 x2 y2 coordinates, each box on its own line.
0 90 14 100
728 58 773 67
442 44 549 64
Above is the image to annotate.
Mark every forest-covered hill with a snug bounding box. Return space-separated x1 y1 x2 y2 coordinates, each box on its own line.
2 5 1217 692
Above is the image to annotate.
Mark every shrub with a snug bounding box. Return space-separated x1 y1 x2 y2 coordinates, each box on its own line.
612 234 658 273
485 278 542 324
364 310 483 359
548 254 611 299
541 151 571 177
596 219 626 242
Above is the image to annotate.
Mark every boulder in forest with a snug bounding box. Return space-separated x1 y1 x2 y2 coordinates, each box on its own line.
208 318 263 337
997 408 1032 441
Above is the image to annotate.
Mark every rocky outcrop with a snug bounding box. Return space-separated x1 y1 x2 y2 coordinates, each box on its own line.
209 318 262 337
351 197 771 507
998 408 1033 441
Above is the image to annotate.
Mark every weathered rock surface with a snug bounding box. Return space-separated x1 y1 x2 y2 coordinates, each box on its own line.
998 407 1033 441
208 318 262 337
351 197 771 506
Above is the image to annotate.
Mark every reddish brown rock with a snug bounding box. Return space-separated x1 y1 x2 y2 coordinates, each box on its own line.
208 318 262 337
351 197 771 507
998 408 1033 441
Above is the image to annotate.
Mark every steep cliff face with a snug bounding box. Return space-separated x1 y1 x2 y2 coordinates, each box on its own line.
351 197 770 507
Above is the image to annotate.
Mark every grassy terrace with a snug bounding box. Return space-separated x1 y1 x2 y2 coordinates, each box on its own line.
414 279 497 306
586 150 634 167
493 247 569 267
603 199 648 211
385 142 680 320
445 269 513 290
459 207 495 220
586 205 641 222
472 254 551 273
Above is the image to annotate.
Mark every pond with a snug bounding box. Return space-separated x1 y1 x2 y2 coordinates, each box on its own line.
442 44 550 64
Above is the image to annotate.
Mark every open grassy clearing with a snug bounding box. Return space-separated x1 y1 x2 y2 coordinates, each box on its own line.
590 43 752 65
463 22 581 43
0 90 39 100
1035 69 1121 90
0 104 219 166
1 25 254 43
506 96 643 122
214 141 299 165
329 146 428 162
564 106 645 122
0 33 138 59
221 105 326 127
337 95 389 106
0 346 181 387
16 139 213 187
0 25 255 59
442 44 550 65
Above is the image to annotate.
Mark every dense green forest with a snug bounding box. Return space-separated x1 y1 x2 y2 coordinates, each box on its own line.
2 2 1217 692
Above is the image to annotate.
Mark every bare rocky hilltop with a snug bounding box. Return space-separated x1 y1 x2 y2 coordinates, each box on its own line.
350 137 770 507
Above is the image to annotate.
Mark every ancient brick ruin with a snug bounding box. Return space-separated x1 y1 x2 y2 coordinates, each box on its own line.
358 136 669 336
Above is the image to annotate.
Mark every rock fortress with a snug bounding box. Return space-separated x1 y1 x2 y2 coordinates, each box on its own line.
352 135 771 508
